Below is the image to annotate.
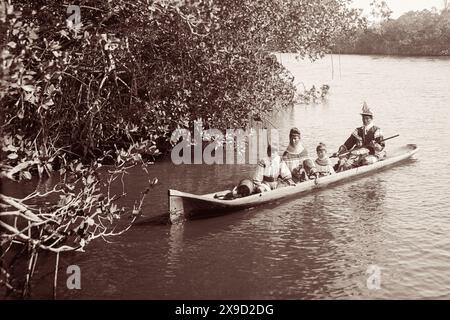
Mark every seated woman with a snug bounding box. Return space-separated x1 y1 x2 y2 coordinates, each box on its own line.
282 127 318 182
314 143 335 177
252 145 295 193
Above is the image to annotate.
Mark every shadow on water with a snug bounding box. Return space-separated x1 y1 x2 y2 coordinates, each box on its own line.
134 213 170 225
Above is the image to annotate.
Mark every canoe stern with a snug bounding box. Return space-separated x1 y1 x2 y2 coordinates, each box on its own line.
168 189 186 224
168 189 241 223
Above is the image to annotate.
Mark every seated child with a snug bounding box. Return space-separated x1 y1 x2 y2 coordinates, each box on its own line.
315 143 335 177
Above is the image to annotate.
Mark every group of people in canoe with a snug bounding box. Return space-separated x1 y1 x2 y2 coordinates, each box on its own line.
236 103 386 197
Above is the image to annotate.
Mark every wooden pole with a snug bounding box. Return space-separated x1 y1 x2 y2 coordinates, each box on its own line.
53 252 60 300
330 53 334 80
331 134 400 158
338 51 342 79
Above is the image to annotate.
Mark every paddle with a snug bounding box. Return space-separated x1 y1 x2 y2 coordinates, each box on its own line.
331 134 400 158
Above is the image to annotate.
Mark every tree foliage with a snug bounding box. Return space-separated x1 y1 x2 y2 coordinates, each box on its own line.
335 7 450 56
1 0 363 163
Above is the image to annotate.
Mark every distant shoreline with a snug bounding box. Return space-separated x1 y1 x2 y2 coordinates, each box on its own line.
329 51 450 58
277 51 450 59
332 9 450 60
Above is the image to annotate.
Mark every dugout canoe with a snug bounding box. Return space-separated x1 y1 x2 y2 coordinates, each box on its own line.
168 144 418 223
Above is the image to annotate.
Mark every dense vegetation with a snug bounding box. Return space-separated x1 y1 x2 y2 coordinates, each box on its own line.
1 0 364 165
1 0 363 298
335 8 450 56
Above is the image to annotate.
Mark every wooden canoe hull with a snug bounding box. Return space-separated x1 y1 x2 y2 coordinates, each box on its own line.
168 144 418 223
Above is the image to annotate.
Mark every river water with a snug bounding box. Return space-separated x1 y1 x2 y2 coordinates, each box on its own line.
27 54 450 299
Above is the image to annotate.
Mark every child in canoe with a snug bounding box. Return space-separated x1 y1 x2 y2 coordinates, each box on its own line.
314 142 335 177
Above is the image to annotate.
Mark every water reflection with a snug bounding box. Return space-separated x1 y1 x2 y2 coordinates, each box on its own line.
165 223 185 280
287 194 343 298
347 177 387 216
249 177 390 298
34 175 56 194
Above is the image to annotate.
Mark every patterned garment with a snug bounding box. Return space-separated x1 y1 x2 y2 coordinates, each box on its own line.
343 123 385 157
281 143 310 173
315 157 335 176
253 155 292 190
344 123 386 159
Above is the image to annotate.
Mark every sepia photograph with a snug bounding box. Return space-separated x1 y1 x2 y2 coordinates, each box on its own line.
1 0 449 308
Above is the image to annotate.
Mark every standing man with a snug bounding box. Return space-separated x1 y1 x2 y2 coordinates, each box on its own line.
282 127 318 182
336 102 386 171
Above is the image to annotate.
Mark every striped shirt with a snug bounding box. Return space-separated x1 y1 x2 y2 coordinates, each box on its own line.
282 143 310 173
253 155 291 186
344 125 385 154
315 158 335 176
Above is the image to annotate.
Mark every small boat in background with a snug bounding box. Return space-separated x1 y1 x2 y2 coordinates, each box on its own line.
168 144 418 223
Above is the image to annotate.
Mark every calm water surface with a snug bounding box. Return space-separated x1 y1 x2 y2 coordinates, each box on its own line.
26 54 450 299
